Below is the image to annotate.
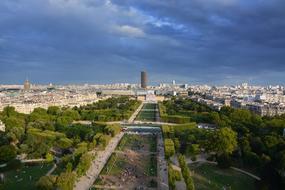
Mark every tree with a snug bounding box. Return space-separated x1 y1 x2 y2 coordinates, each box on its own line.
263 135 280 149
104 124 121 137
62 109 80 121
47 106 61 116
207 127 237 155
187 144 200 156
178 154 195 190
36 175 57 190
4 116 25 142
217 153 232 168
56 137 73 149
168 164 181 190
164 139 175 159
220 106 234 117
174 138 180 152
76 153 92 176
243 151 261 168
56 116 73 130
97 135 111 148
45 153 54 162
0 145 16 163
56 171 77 190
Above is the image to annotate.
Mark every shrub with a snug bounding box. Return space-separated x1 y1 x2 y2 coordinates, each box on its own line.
217 154 231 169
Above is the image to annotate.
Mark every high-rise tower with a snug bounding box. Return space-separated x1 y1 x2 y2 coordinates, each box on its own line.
24 79 31 91
141 71 147 89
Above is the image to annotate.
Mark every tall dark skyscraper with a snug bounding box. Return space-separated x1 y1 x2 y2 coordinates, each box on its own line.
141 71 147 89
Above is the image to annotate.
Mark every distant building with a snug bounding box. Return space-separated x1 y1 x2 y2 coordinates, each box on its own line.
24 79 31 91
141 71 147 89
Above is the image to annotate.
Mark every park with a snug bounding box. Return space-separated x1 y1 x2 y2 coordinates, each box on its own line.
1 97 285 190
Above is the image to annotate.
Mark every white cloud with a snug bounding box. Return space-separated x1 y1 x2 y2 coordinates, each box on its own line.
115 25 145 37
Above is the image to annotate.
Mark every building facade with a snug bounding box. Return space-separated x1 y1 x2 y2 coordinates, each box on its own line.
141 71 147 89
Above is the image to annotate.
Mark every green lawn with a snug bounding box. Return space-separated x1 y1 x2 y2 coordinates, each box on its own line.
143 104 157 110
0 164 53 190
189 163 256 190
117 134 157 152
136 103 157 121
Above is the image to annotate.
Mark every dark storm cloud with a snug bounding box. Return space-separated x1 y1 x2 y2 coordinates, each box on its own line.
0 0 284 85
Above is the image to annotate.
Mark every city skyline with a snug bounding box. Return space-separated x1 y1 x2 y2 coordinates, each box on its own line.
0 0 285 85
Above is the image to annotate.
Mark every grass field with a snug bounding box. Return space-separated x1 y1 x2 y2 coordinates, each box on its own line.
136 103 157 121
95 134 158 189
189 163 256 190
0 163 53 190
100 153 128 176
116 134 157 152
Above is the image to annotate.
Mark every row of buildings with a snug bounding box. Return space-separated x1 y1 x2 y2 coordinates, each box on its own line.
189 83 285 116
0 84 99 114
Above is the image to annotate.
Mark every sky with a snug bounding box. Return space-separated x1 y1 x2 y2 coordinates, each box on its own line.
0 0 285 85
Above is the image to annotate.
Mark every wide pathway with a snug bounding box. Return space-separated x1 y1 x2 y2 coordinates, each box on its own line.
157 132 169 190
74 132 124 190
128 102 144 123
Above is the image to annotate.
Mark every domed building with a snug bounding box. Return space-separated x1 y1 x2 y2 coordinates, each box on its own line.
24 79 31 91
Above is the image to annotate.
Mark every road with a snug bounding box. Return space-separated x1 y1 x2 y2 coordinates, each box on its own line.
74 132 124 190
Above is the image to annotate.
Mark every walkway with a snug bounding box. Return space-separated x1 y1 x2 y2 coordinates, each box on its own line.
157 132 169 190
74 132 124 190
46 164 57 176
92 185 122 189
21 159 46 163
128 102 144 123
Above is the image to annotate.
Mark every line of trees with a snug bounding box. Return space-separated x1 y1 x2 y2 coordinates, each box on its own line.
168 164 182 190
178 154 195 190
159 97 212 124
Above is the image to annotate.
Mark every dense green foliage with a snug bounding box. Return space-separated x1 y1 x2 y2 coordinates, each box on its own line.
0 145 16 163
36 175 57 190
159 98 212 124
0 97 136 190
161 97 285 189
78 97 140 121
56 171 77 190
205 127 237 155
